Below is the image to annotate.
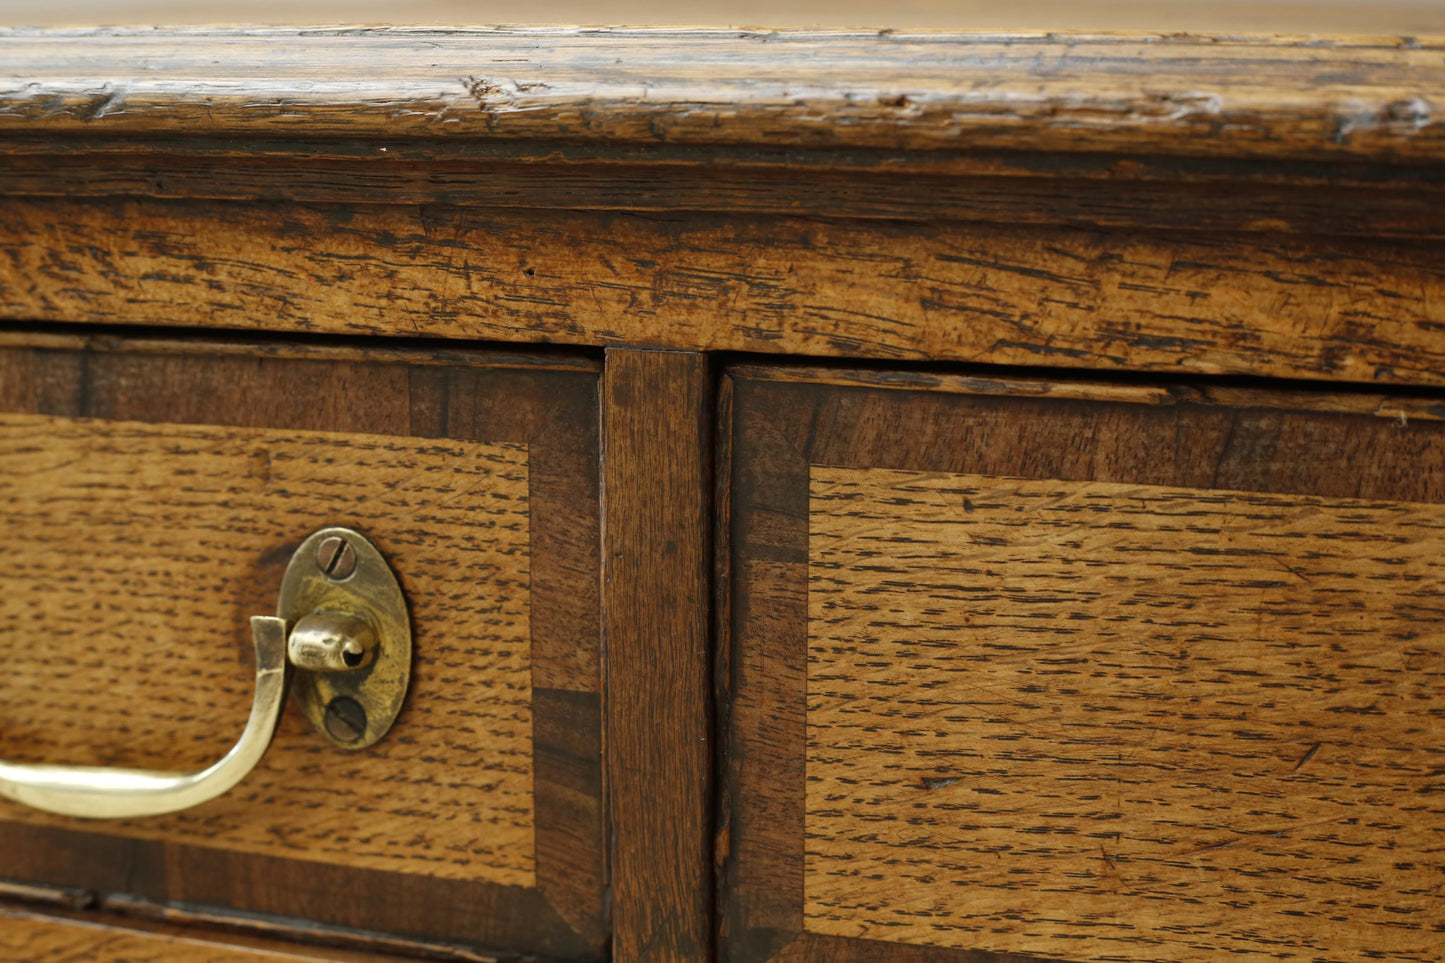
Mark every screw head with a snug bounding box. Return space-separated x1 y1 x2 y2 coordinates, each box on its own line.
315 535 357 580
323 696 367 744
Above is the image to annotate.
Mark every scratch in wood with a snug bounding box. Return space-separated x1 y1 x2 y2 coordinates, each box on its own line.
1281 562 1312 583
1176 816 1348 858
1292 741 1323 773
79 85 123 122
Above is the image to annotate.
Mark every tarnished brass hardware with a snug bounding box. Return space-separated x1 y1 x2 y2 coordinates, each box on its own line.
0 616 289 819
324 696 368 744
0 526 411 819
279 527 411 751
288 613 378 672
314 534 358 580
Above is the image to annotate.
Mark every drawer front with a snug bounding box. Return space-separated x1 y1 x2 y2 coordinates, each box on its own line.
0 338 604 958
721 366 1445 963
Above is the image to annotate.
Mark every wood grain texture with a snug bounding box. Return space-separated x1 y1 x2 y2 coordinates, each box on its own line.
1 28 1443 164
722 369 1445 963
5 199 1445 387
93 892 506 963
0 340 606 958
0 906 424 963
0 413 535 885
603 350 714 963
0 329 601 374
806 468 1445 962
6 149 1445 241
730 363 1445 420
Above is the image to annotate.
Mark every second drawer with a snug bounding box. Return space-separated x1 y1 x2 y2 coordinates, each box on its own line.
721 363 1445 963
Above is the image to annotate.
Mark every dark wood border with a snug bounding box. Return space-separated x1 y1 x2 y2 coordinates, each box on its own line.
603 349 715 963
0 903 431 963
719 364 1445 963
3 148 1443 241
0 336 607 960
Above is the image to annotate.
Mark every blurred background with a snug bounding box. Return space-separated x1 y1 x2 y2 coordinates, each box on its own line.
1 0 1444 32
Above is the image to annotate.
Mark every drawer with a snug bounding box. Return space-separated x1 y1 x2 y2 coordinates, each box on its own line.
720 364 1445 963
0 335 605 959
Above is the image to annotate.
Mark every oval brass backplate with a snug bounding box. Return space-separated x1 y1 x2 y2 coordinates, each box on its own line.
278 527 411 750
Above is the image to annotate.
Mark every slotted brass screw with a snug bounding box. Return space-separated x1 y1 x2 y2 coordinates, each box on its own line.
315 535 357 580
324 696 367 744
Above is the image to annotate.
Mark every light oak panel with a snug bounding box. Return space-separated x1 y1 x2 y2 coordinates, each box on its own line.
0 414 535 887
805 467 1445 962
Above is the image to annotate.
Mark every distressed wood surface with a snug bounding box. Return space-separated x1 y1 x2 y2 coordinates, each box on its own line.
0 28 1443 164
722 369 1445 963
0 905 423 963
604 350 714 963
807 468 1445 962
0 339 606 959
4 200 1445 387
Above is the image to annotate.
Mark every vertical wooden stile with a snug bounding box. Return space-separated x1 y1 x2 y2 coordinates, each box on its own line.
603 349 714 963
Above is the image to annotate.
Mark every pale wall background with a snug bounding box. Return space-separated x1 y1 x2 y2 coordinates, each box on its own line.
1 1 1444 31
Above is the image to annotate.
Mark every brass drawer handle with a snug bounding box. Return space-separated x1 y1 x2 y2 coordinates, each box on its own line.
0 617 290 819
0 527 411 819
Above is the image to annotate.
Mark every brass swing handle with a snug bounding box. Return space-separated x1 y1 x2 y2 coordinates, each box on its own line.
0 617 290 820
0 527 412 821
